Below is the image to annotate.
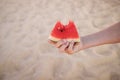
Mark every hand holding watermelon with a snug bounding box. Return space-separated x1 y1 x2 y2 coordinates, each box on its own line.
48 39 84 54
48 21 82 54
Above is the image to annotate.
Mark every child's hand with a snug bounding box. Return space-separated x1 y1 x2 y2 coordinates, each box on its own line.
48 39 83 54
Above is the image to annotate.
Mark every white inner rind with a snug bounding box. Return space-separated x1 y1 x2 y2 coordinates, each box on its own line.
49 35 80 42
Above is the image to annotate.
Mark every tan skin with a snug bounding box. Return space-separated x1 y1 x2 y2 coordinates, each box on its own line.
49 22 120 54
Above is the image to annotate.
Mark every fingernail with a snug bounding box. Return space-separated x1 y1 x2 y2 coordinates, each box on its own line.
63 39 67 43
66 42 69 45
62 39 65 42
71 40 74 43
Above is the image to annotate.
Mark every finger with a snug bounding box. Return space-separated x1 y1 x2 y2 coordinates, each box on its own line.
48 40 57 45
59 42 69 52
69 41 74 50
56 39 66 48
67 41 74 54
73 44 80 53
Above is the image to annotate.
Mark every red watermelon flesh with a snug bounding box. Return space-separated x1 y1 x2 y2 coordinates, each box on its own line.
49 21 80 42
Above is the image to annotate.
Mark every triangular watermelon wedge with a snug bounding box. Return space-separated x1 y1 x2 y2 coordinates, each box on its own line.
49 21 80 42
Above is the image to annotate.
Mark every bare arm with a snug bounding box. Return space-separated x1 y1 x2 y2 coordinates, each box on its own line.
81 21 120 50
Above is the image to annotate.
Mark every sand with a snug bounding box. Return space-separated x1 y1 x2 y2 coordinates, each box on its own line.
0 0 120 80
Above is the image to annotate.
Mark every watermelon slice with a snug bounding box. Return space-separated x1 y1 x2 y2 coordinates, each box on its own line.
49 21 80 42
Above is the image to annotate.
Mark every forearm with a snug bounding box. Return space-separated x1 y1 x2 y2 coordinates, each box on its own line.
81 22 120 49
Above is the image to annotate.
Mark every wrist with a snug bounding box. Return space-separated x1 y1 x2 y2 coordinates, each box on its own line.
79 36 89 50
80 34 100 50
80 36 90 50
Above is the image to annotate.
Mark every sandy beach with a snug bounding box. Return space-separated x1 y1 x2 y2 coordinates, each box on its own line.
0 0 120 80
